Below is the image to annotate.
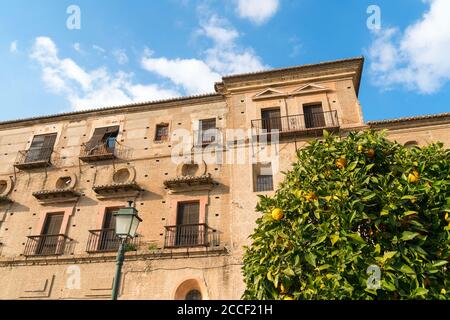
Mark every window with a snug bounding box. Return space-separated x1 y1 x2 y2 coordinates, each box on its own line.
303 104 326 128
185 290 202 300
175 202 200 247
261 108 282 132
198 118 217 146
85 126 119 152
254 163 274 192
25 133 57 163
36 213 64 255
155 124 169 142
98 208 119 251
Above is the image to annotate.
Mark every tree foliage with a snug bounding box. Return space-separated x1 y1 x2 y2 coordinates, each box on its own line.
242 130 450 300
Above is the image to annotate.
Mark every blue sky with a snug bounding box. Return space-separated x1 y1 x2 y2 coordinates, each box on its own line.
0 0 449 122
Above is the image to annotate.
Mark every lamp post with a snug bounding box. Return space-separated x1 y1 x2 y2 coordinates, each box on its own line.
111 201 142 300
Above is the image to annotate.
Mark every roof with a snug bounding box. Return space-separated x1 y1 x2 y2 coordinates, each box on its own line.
368 113 450 126
0 57 365 127
0 93 222 128
215 56 365 95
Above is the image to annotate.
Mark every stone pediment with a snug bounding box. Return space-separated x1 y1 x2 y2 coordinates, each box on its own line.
252 88 286 100
290 83 331 96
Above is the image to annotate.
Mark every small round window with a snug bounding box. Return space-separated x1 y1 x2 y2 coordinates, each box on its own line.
56 176 72 189
185 289 202 300
113 168 131 183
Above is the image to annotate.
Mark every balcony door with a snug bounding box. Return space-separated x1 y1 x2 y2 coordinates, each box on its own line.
304 104 326 129
261 108 282 133
36 213 64 255
85 126 119 155
198 119 216 146
176 202 200 247
98 208 119 251
25 133 57 163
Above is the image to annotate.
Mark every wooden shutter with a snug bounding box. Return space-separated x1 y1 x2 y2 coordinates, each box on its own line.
261 108 281 132
102 208 118 229
177 202 200 225
42 213 64 235
304 104 325 128
85 127 109 149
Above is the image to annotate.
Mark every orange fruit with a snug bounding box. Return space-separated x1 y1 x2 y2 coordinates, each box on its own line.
367 148 375 158
336 157 347 169
408 171 420 183
272 208 284 221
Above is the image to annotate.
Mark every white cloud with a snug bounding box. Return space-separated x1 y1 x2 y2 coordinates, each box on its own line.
141 14 268 93
368 0 450 94
92 44 106 54
30 37 180 111
10 40 18 53
141 55 221 95
236 0 279 25
73 42 82 53
113 49 129 65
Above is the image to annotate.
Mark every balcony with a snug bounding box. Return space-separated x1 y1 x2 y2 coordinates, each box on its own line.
164 224 220 248
23 234 72 257
251 110 339 138
86 228 140 253
79 139 121 162
14 147 53 170
193 129 222 148
32 189 81 204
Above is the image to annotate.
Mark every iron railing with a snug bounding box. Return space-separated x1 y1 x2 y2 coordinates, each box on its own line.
86 228 140 253
251 110 339 136
14 147 53 169
193 129 222 147
79 138 118 161
24 234 72 257
164 224 219 248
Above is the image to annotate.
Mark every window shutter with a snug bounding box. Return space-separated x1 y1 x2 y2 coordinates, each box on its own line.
85 127 109 149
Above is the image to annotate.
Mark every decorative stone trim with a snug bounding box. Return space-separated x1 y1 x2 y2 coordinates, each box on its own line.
32 189 81 204
164 174 214 190
92 182 143 199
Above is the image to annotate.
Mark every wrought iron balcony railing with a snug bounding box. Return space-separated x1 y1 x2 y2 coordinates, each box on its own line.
86 228 140 253
164 223 219 248
251 110 339 137
14 147 54 170
79 138 124 162
193 129 223 148
24 234 72 257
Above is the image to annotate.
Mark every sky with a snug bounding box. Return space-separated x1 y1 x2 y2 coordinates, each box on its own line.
0 0 449 122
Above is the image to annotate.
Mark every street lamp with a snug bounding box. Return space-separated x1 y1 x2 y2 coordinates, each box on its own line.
111 201 142 300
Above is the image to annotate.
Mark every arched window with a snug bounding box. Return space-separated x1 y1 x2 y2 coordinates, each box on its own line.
174 279 205 300
185 289 202 300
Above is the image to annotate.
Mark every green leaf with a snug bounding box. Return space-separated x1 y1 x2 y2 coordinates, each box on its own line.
284 267 295 277
347 233 366 244
330 234 339 246
432 260 448 267
317 264 331 271
362 193 377 202
401 231 420 241
347 161 358 171
305 253 317 267
399 264 415 275
403 211 418 217
383 251 397 261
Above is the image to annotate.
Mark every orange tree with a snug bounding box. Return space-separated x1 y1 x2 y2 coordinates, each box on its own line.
242 130 450 299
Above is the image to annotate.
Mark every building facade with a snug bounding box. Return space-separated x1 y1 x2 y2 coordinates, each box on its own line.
0 57 448 300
